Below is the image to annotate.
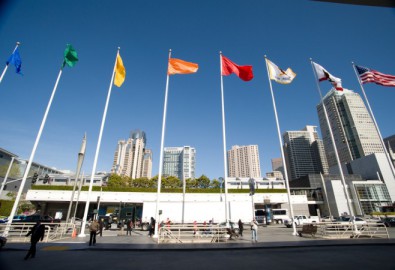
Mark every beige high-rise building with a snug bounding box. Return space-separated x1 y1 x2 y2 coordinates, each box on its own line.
142 149 153 179
111 130 152 179
227 145 261 178
317 89 385 168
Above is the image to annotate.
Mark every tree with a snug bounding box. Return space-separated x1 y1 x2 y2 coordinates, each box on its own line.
210 178 220 189
162 176 181 189
186 178 198 189
131 177 155 188
197 175 210 189
107 174 129 188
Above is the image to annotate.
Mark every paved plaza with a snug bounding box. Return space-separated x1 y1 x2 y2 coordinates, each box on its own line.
1 225 395 269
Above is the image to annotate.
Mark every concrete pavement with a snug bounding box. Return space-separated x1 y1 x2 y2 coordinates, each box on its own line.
1 225 395 270
4 224 395 251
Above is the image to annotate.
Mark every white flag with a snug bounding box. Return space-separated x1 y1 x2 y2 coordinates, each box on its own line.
312 61 343 91
266 59 296 84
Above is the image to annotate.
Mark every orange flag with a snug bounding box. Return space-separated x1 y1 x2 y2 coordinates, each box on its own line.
168 58 199 75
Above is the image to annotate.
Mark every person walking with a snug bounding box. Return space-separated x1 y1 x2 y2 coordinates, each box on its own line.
126 219 133 236
98 218 104 237
238 219 244 237
24 220 45 260
89 219 100 246
251 219 258 242
148 217 155 237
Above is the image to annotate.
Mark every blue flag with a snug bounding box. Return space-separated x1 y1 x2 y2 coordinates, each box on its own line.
6 48 22 75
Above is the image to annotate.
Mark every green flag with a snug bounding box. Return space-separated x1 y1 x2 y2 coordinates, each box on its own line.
63 44 78 68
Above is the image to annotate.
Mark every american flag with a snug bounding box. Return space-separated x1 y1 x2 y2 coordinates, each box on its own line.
355 65 395 87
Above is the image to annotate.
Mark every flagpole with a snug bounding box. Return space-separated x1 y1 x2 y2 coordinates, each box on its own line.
73 171 85 221
79 48 119 237
3 65 64 237
0 42 20 84
154 49 172 238
351 62 395 179
65 133 86 224
320 173 333 220
219 51 229 226
264 56 297 236
310 59 355 220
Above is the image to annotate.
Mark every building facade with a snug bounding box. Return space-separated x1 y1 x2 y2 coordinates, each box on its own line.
227 145 261 178
142 149 153 179
163 146 196 181
283 126 329 181
317 89 385 168
383 134 395 167
111 130 152 179
271 157 284 178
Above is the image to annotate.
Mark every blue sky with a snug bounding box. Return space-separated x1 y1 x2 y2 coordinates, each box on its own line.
0 0 394 180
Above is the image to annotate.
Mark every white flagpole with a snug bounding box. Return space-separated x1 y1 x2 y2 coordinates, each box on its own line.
3 66 64 237
310 59 355 220
79 48 119 236
0 42 20 84
320 173 333 220
65 133 86 224
219 51 230 226
351 63 395 179
0 157 15 197
154 49 172 238
264 56 297 236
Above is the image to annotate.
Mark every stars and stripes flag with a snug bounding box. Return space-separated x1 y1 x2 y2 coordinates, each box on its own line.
355 65 395 87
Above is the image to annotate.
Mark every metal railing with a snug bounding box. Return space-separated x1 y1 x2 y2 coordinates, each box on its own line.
315 222 389 239
0 222 80 242
158 224 229 243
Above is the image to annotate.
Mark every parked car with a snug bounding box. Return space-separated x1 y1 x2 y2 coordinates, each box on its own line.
0 236 7 250
382 217 395 227
15 214 60 223
335 216 366 225
284 215 320 228
320 216 335 222
219 221 240 234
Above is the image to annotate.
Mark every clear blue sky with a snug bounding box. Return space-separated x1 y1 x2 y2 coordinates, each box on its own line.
0 0 394 180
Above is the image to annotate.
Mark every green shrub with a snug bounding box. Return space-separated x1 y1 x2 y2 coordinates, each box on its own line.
31 185 287 194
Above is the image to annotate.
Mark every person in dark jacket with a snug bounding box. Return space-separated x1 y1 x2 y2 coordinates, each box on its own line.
238 219 244 237
24 220 45 260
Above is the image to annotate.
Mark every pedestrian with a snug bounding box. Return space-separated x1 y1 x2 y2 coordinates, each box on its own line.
126 219 133 236
238 219 244 237
89 219 100 246
193 220 198 236
98 218 104 237
148 217 155 237
24 220 45 260
251 219 258 242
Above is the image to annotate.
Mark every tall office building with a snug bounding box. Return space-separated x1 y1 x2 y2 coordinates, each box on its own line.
163 146 196 181
317 89 384 168
227 145 261 178
283 125 329 180
271 157 284 179
111 130 152 179
142 149 153 179
384 134 395 167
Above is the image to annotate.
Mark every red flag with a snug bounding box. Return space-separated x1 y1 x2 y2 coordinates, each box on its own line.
221 55 253 81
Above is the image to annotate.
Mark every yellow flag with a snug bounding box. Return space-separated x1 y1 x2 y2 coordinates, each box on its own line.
114 54 126 87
